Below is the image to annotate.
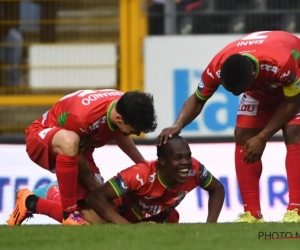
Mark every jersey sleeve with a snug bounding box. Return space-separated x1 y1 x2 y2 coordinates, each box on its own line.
198 161 213 188
195 63 221 101
107 163 149 197
276 52 300 97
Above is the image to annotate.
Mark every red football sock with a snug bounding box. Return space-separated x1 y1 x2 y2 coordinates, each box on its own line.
235 144 262 219
47 185 61 202
55 154 79 213
36 198 63 222
286 142 300 212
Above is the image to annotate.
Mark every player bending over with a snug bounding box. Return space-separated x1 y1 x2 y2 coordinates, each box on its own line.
28 136 225 224
158 31 300 223
7 89 157 226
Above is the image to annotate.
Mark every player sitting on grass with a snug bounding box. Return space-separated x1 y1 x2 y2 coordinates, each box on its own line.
29 135 225 224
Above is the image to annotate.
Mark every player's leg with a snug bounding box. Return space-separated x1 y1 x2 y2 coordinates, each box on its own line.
7 188 64 225
51 129 89 224
234 93 276 222
234 127 264 222
281 117 300 222
33 181 61 202
81 209 106 224
7 126 88 225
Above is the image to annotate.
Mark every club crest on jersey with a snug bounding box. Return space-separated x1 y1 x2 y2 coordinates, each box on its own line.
148 173 156 183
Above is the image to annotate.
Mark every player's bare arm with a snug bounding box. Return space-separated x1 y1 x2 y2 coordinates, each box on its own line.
114 135 146 163
157 93 206 146
202 176 225 223
86 181 130 224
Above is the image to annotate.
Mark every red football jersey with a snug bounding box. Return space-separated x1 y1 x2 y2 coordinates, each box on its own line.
31 89 123 148
108 158 213 222
196 31 300 101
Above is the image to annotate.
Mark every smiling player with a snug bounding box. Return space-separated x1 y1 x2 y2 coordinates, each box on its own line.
85 135 225 223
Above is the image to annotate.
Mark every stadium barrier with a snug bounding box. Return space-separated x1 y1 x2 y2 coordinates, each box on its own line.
0 142 290 224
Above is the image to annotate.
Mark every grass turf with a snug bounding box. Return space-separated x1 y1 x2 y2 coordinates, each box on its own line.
0 223 300 250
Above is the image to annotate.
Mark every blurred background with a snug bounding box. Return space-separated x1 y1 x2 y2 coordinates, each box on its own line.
1 0 298 142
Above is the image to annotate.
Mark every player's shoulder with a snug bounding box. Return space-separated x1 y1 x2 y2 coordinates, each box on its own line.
121 160 156 179
191 157 201 168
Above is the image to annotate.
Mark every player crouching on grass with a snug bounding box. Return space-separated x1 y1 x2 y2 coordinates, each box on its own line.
6 89 158 226
26 136 225 224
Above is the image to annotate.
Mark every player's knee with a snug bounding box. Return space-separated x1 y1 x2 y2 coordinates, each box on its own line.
53 130 80 156
283 125 300 144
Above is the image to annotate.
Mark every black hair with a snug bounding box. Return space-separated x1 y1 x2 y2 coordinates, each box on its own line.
116 91 157 133
157 135 184 157
220 54 253 90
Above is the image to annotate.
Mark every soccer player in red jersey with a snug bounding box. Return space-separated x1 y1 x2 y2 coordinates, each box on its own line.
19 135 224 224
158 31 300 223
7 89 157 226
85 135 225 223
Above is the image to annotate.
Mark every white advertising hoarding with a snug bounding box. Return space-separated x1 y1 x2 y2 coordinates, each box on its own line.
144 35 293 139
0 143 289 224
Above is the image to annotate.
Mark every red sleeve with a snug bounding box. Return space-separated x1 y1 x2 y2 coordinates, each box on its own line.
275 53 300 97
192 158 213 188
195 61 221 101
108 162 149 197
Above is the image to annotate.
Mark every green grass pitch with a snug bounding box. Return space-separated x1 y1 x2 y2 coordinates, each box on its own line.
0 223 300 250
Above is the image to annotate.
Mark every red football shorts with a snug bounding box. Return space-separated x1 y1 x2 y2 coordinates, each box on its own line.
236 91 300 128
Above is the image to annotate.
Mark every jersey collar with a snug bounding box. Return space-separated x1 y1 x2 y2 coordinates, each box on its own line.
242 53 259 79
157 168 176 189
106 101 119 131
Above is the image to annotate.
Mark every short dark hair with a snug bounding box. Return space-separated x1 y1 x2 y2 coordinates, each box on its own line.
220 54 253 90
116 91 157 133
157 135 184 158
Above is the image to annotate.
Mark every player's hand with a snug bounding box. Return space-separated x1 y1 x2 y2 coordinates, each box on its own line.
242 136 266 164
157 124 181 146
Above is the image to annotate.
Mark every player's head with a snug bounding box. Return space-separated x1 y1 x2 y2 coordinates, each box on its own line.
157 135 192 185
115 91 157 136
220 54 256 96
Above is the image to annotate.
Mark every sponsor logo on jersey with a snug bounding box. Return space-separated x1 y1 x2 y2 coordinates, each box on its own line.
216 70 221 78
89 116 106 131
139 200 162 215
260 64 279 74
